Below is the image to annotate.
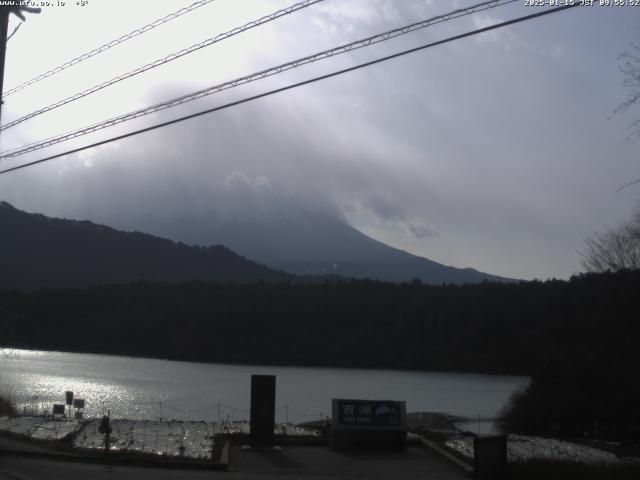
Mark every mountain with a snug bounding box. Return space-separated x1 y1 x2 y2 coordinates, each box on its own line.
0 202 293 290
107 207 515 284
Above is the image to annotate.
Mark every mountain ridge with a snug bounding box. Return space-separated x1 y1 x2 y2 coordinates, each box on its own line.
0 201 294 290
0 201 515 289
106 207 516 284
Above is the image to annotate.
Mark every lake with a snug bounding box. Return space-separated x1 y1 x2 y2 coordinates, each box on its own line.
0 349 528 426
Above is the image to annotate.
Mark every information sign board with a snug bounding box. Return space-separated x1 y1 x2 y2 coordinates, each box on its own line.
335 399 405 428
331 398 406 450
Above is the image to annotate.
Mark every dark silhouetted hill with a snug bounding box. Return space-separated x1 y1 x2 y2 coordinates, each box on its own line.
0 201 293 289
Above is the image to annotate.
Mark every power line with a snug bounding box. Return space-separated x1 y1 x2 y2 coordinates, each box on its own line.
0 3 580 177
6 21 21 42
0 0 325 132
0 127 70 157
2 0 219 98
0 0 518 157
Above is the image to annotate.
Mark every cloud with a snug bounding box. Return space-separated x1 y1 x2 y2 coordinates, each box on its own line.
223 170 273 193
315 0 401 28
406 221 440 239
361 190 406 221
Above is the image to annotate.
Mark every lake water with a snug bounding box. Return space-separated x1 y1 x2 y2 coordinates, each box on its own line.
0 349 528 425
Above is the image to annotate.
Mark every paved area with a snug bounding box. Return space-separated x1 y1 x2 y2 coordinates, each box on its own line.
0 441 469 479
0 435 62 454
0 457 223 480
227 444 467 479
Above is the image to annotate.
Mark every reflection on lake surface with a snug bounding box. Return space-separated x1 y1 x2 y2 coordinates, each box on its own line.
0 349 528 424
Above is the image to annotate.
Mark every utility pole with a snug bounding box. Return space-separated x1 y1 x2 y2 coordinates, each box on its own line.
0 6 11 123
0 2 40 122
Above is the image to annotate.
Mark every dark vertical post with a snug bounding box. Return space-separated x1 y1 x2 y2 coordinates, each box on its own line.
249 374 276 448
99 410 112 454
474 435 508 480
0 6 10 123
65 390 73 418
0 4 40 125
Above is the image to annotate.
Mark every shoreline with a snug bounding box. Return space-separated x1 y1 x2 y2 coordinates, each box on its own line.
0 346 532 379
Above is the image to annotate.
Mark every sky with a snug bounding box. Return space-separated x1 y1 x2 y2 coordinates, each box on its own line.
0 0 639 280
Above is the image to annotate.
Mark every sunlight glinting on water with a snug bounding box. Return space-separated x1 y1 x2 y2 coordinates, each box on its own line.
1 348 529 423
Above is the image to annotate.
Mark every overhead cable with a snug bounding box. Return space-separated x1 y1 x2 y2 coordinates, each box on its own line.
0 0 517 156
2 0 219 98
0 4 581 177
0 0 325 132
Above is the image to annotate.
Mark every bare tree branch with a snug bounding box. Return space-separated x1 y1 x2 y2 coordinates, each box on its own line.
617 175 640 192
580 209 640 272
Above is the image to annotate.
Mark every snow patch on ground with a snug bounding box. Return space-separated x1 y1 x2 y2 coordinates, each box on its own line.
1 416 319 460
0 416 80 440
446 434 625 464
221 421 320 437
74 419 218 459
75 420 318 458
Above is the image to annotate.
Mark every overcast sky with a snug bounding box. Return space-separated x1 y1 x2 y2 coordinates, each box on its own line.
0 0 639 280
